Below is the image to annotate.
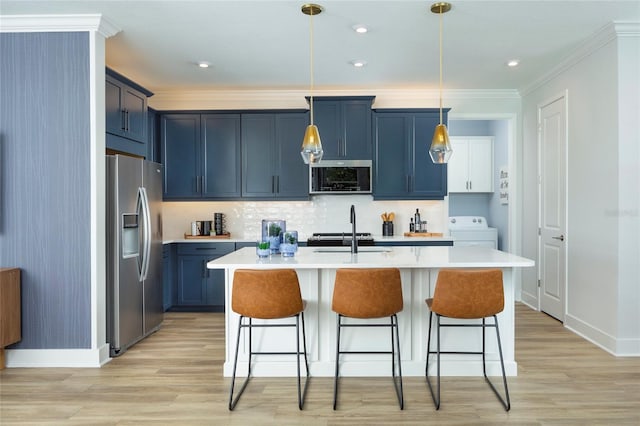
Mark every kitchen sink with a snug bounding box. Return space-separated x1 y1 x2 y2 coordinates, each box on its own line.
312 247 392 253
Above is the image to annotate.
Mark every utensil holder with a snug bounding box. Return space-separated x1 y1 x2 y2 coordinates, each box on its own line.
382 221 394 236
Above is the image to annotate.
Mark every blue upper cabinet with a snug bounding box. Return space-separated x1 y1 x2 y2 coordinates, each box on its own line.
162 114 201 199
161 113 241 200
311 96 374 160
105 68 153 157
373 109 448 200
242 111 309 200
201 114 242 198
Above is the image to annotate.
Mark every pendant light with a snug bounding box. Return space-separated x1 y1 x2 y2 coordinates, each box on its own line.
300 3 324 164
429 2 453 164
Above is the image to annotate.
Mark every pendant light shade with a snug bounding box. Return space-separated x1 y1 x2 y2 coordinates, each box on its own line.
301 124 322 163
430 123 452 164
429 2 453 164
301 3 324 164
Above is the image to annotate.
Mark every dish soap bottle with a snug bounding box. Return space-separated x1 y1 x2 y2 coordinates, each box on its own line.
414 209 421 232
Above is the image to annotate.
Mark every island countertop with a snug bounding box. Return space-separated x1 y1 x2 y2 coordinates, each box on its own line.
207 246 534 379
206 246 534 269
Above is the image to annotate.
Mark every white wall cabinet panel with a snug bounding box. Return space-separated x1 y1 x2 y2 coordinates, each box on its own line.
448 137 494 193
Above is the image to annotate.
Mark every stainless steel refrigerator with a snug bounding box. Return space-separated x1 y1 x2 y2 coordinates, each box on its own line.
106 154 163 357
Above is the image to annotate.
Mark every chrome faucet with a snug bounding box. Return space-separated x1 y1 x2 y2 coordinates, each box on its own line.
350 204 358 254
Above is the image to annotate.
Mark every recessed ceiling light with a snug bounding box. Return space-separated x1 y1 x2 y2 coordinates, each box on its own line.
352 25 368 34
197 61 211 68
507 59 520 67
350 60 367 68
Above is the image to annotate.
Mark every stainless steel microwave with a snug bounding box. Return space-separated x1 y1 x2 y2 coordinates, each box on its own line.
309 160 372 194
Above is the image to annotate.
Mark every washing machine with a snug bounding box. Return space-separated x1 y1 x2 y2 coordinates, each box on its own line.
448 216 498 249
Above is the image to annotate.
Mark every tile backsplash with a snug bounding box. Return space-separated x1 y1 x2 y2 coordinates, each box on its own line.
163 195 447 241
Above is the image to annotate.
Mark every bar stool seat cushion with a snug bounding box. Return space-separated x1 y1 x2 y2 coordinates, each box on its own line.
232 269 304 319
332 268 403 319
426 269 504 319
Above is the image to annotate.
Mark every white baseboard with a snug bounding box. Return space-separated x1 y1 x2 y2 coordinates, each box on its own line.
564 313 640 356
5 344 111 368
519 293 538 311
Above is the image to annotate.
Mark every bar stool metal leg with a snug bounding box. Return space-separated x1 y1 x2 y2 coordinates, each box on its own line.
425 312 441 410
482 315 511 411
334 314 404 410
296 312 311 410
229 314 310 411
333 314 342 410
391 314 404 409
229 316 252 410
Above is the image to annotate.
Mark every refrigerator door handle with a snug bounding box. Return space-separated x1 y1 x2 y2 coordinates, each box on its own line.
138 186 152 281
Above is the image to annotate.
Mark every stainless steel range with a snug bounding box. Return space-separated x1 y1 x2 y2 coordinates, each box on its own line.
306 232 375 247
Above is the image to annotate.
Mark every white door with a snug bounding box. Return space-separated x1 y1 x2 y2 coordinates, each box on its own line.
538 94 567 321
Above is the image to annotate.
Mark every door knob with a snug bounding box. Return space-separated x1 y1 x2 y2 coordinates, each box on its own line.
552 235 565 241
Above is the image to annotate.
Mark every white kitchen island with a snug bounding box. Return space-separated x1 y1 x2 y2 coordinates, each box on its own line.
207 246 534 378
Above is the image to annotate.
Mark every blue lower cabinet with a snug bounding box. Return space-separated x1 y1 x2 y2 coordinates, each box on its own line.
174 242 234 312
162 244 175 311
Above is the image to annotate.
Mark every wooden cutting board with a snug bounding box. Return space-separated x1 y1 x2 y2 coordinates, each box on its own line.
403 232 443 237
184 233 231 239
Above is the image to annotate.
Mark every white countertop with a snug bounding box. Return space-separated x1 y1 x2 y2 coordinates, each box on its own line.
164 234 453 244
207 246 534 270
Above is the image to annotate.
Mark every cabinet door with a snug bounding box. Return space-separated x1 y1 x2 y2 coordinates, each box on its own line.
342 100 372 159
161 114 201 199
468 137 493 192
122 86 147 143
202 114 241 198
447 138 469 192
162 244 174 311
313 98 372 160
176 255 206 305
447 137 493 193
105 77 123 136
373 114 411 198
312 100 341 159
412 113 448 198
275 113 310 199
205 262 225 311
242 114 276 197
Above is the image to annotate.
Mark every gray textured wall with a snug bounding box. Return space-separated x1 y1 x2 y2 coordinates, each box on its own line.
0 32 91 349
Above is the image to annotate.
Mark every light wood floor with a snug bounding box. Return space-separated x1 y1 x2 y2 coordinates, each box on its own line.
1 304 639 425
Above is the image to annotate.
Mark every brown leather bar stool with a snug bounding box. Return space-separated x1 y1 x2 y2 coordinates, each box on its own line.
425 269 510 411
229 269 310 411
332 268 404 410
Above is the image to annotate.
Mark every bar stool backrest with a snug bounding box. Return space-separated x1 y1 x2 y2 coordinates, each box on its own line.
332 268 403 319
232 269 303 319
431 269 504 319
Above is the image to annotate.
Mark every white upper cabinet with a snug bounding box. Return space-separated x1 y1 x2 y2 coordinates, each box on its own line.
448 137 494 193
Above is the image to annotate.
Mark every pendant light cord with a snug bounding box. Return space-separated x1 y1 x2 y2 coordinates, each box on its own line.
309 9 315 125
438 4 443 126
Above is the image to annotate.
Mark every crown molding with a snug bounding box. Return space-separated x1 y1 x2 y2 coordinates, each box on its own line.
520 21 640 96
0 14 120 38
149 88 520 111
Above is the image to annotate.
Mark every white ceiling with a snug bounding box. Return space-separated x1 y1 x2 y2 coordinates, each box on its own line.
2 1 639 94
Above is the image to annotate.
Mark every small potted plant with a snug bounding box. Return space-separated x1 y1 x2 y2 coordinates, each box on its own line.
267 222 282 253
256 241 270 258
280 231 298 257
